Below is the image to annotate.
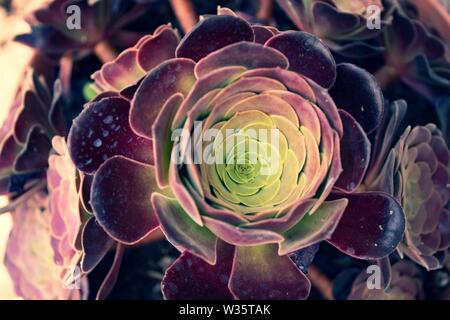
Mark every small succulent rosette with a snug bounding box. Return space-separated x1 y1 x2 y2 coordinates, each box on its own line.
4 189 87 300
277 0 386 58
348 261 423 300
366 100 450 270
382 0 450 99
16 0 156 59
0 66 67 205
68 9 405 299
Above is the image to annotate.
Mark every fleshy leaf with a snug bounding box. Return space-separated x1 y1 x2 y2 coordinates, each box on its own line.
327 192 405 260
14 126 51 173
151 193 217 265
279 199 348 255
176 15 254 62
195 42 288 78
130 58 196 138
334 110 371 192
152 93 184 188
162 241 234 300
137 26 179 71
14 90 51 144
101 49 145 91
91 156 160 244
68 96 153 174
329 63 384 134
81 216 115 273
80 174 93 213
96 244 125 300
266 31 337 88
203 216 284 246
253 25 276 44
229 244 310 299
290 243 321 273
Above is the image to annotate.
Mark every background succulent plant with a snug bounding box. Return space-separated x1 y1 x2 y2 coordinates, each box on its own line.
276 0 386 58
381 0 450 101
15 0 157 60
366 100 450 270
4 191 87 299
348 261 423 300
0 62 67 207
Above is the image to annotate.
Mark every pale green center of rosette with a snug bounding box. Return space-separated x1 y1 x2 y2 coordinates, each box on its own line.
201 109 308 215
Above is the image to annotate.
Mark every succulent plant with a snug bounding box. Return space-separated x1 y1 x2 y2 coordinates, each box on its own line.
365 100 450 270
15 0 157 60
348 261 423 300
0 64 67 206
67 8 405 299
381 0 450 100
276 0 386 58
4 190 87 300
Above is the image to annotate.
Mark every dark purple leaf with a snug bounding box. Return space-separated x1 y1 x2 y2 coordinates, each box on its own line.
266 31 337 88
334 110 371 192
176 15 254 62
162 241 235 300
91 156 159 244
68 96 153 174
329 63 384 134
327 192 405 260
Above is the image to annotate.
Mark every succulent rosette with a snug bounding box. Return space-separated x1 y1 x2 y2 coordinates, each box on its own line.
68 9 405 299
381 0 450 100
276 0 386 58
16 0 157 60
348 261 423 300
0 65 67 206
365 100 450 270
4 190 87 300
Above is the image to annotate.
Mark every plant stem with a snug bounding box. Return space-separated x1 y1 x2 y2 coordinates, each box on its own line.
0 180 46 215
374 64 397 90
257 0 274 21
94 41 118 64
307 265 334 300
170 0 198 34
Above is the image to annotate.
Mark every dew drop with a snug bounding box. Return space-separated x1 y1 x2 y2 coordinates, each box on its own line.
93 139 102 147
103 115 113 124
